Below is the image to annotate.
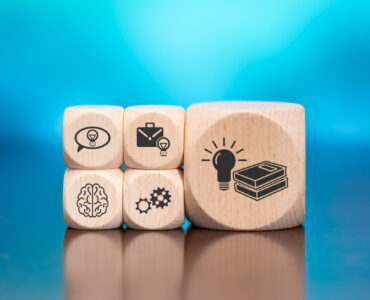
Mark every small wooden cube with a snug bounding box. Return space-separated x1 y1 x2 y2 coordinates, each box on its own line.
123 169 184 230
64 229 124 299
122 230 184 299
123 105 185 169
63 105 124 169
63 168 124 229
185 102 305 230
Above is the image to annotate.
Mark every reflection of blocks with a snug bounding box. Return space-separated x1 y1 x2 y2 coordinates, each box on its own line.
122 230 184 299
185 102 305 231
184 227 305 300
63 169 124 229
233 161 288 201
63 105 124 169
123 105 185 169
123 169 184 230
64 229 124 299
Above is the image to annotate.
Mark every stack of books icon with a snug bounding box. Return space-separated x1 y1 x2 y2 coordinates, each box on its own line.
233 161 288 201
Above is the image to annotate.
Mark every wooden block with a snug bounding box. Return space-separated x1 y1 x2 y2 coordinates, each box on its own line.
63 168 124 229
123 169 184 230
184 227 305 300
63 105 124 169
123 105 185 169
64 229 124 300
185 102 305 230
122 230 184 300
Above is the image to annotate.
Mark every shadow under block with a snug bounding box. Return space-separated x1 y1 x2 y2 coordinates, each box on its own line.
63 105 124 169
64 229 124 300
123 105 185 169
184 227 305 300
63 169 124 230
184 101 305 230
123 169 184 230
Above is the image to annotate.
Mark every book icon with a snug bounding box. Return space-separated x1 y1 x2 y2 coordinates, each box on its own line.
233 161 288 201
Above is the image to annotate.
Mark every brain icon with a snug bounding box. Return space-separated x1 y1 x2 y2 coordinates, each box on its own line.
77 183 109 217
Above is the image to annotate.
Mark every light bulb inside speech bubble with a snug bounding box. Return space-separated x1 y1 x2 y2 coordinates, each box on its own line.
74 126 111 152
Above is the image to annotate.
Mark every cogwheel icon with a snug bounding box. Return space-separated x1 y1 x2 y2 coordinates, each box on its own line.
136 198 151 214
150 187 171 209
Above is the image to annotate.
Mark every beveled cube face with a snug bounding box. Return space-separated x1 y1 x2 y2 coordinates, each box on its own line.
185 102 305 231
63 105 124 169
63 169 124 230
123 105 185 169
123 169 184 230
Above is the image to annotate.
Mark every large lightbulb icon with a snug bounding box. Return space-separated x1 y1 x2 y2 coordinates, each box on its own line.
156 137 170 156
87 129 98 147
202 138 246 191
212 149 236 190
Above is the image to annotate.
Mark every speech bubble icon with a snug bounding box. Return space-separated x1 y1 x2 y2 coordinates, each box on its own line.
75 126 111 152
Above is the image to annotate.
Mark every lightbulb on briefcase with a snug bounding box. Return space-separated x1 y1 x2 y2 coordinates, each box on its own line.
136 122 170 157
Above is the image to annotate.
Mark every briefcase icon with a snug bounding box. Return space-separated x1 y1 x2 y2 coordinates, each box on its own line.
137 122 164 147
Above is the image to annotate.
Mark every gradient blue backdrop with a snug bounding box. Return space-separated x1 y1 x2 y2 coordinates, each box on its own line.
0 1 369 299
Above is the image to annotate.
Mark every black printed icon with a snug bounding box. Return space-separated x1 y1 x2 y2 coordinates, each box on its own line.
136 122 170 156
136 198 151 214
87 129 98 146
75 126 111 152
156 137 170 157
233 161 288 201
77 183 109 217
201 138 246 191
137 122 163 147
136 187 172 214
150 187 171 208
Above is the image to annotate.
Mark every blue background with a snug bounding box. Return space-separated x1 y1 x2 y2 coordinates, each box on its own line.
0 0 369 299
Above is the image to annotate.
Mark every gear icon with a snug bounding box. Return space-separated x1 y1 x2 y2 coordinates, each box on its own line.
136 198 151 214
150 187 171 209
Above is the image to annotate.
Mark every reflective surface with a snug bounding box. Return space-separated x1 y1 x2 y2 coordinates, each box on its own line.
185 227 305 300
0 145 369 300
63 227 304 300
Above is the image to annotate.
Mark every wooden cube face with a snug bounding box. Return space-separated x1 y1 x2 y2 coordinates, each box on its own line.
123 105 185 169
63 105 124 169
123 169 184 230
185 102 305 230
63 169 124 229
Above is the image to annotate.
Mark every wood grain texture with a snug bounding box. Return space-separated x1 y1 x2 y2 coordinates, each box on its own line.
123 169 184 230
123 105 185 169
64 229 124 300
63 105 124 169
63 168 124 230
184 101 305 230
122 230 184 300
184 227 305 300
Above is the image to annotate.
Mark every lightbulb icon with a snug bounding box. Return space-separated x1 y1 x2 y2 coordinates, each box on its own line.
156 137 170 156
202 138 247 191
212 149 236 191
87 129 98 147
